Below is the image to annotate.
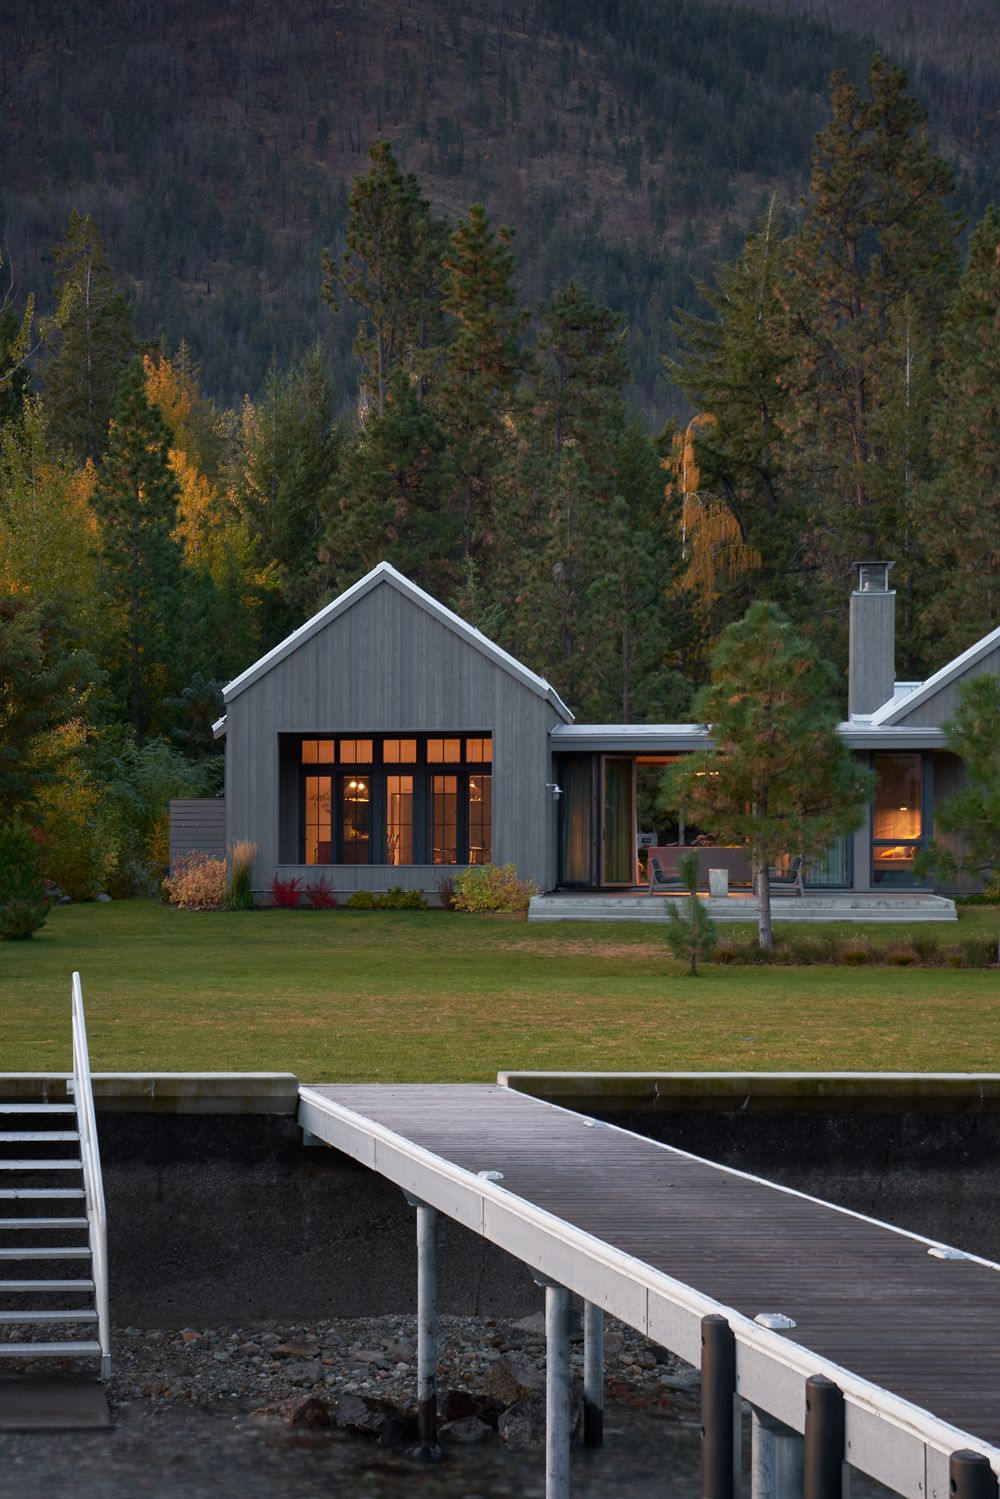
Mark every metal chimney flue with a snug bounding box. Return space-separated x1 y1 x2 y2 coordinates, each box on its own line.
848 561 895 717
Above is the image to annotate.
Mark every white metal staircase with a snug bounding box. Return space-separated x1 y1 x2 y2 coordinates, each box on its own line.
0 973 110 1379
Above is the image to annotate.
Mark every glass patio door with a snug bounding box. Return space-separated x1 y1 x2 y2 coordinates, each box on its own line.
601 756 636 886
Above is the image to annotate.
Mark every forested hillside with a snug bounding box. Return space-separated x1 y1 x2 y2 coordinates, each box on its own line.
5 0 994 414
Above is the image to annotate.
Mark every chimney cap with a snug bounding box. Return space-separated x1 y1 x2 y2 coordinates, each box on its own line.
851 560 894 593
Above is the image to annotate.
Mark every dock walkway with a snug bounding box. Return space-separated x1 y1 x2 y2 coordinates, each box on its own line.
298 1082 1000 1499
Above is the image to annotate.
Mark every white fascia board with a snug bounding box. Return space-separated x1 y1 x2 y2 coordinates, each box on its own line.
871 621 1000 726
212 716 227 739
221 561 573 721
549 722 945 752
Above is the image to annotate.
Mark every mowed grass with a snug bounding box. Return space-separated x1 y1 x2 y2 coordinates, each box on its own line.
2 902 998 1080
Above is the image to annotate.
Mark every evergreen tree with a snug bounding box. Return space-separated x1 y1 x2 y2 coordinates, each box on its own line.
44 212 136 462
916 674 1000 902
780 58 958 623
92 358 183 735
324 140 448 415
664 602 873 950
437 204 524 572
239 346 342 642
671 199 801 616
662 850 717 976
0 814 50 941
914 206 1000 661
325 373 455 597
0 596 89 809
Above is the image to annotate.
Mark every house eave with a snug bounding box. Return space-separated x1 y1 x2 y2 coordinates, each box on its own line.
870 620 1000 725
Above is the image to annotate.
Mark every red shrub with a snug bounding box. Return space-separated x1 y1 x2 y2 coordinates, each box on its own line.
305 876 338 910
271 874 303 908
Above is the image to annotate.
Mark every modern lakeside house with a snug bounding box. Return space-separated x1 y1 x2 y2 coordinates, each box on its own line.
169 560 1000 917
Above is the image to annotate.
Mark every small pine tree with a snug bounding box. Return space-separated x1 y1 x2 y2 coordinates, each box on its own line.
662 851 716 976
0 815 51 940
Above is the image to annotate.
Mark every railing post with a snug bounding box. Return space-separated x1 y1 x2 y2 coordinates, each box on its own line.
583 1299 604 1448
950 1451 1000 1499
752 1409 804 1499
804 1375 845 1499
702 1313 738 1499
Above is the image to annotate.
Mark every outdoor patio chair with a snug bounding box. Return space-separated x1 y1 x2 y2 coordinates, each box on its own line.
769 854 804 896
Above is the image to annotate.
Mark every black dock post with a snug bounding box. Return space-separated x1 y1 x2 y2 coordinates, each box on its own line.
950 1451 1000 1499
804 1375 844 1499
702 1313 737 1499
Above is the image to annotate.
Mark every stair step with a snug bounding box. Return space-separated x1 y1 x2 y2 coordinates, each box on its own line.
0 1247 91 1259
0 1105 76 1114
0 1340 102 1357
0 1161 83 1171
0 1308 97 1322
0 1132 80 1143
0 1218 90 1230
0 1189 85 1200
0 1279 94 1292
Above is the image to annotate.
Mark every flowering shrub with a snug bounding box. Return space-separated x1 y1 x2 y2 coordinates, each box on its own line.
305 876 338 909
453 862 537 914
271 874 303 908
162 853 227 911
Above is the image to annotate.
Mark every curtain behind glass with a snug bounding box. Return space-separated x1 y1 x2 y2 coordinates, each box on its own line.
603 759 634 884
560 759 593 885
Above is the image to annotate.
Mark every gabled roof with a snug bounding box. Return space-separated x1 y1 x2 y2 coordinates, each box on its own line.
870 619 1000 726
221 560 574 721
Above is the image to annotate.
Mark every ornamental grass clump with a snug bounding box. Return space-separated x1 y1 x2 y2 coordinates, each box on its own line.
452 862 537 914
161 852 227 911
0 816 51 940
227 839 256 910
662 852 717 976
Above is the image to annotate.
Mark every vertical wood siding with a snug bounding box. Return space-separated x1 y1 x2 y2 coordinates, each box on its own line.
894 643 1000 726
225 582 560 895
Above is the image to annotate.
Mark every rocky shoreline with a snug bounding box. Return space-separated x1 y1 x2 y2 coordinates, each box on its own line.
5 1311 699 1449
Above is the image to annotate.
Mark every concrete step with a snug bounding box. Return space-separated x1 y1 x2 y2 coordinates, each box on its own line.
528 893 959 923
0 1248 91 1259
0 1309 97 1323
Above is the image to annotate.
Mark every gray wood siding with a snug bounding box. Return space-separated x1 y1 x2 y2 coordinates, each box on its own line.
895 643 1000 726
168 798 226 869
225 581 560 894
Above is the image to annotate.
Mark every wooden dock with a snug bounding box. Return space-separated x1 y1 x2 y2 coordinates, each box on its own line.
299 1082 1000 1498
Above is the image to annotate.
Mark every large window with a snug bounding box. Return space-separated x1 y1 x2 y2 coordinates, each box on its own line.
872 752 925 885
297 735 491 866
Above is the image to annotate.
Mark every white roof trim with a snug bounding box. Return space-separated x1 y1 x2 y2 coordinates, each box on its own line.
221 561 574 721
870 620 1000 726
212 715 227 739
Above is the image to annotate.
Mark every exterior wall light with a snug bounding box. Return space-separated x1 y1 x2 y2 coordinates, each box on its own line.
545 782 562 800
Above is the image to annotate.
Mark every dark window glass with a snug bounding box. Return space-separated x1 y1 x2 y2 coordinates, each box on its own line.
342 774 370 863
468 775 492 864
432 775 458 863
386 776 414 865
305 776 333 864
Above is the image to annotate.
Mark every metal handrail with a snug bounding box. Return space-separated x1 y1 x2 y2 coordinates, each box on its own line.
70 972 110 1379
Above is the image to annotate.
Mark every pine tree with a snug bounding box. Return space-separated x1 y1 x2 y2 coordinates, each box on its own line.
914 206 1000 661
43 212 136 462
0 596 89 809
780 58 958 614
92 358 184 735
324 141 448 416
437 204 524 572
238 346 342 642
665 602 873 950
0 814 50 941
670 199 799 615
325 373 455 597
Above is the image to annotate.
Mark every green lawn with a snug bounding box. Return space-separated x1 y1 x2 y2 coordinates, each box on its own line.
3 902 998 1079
